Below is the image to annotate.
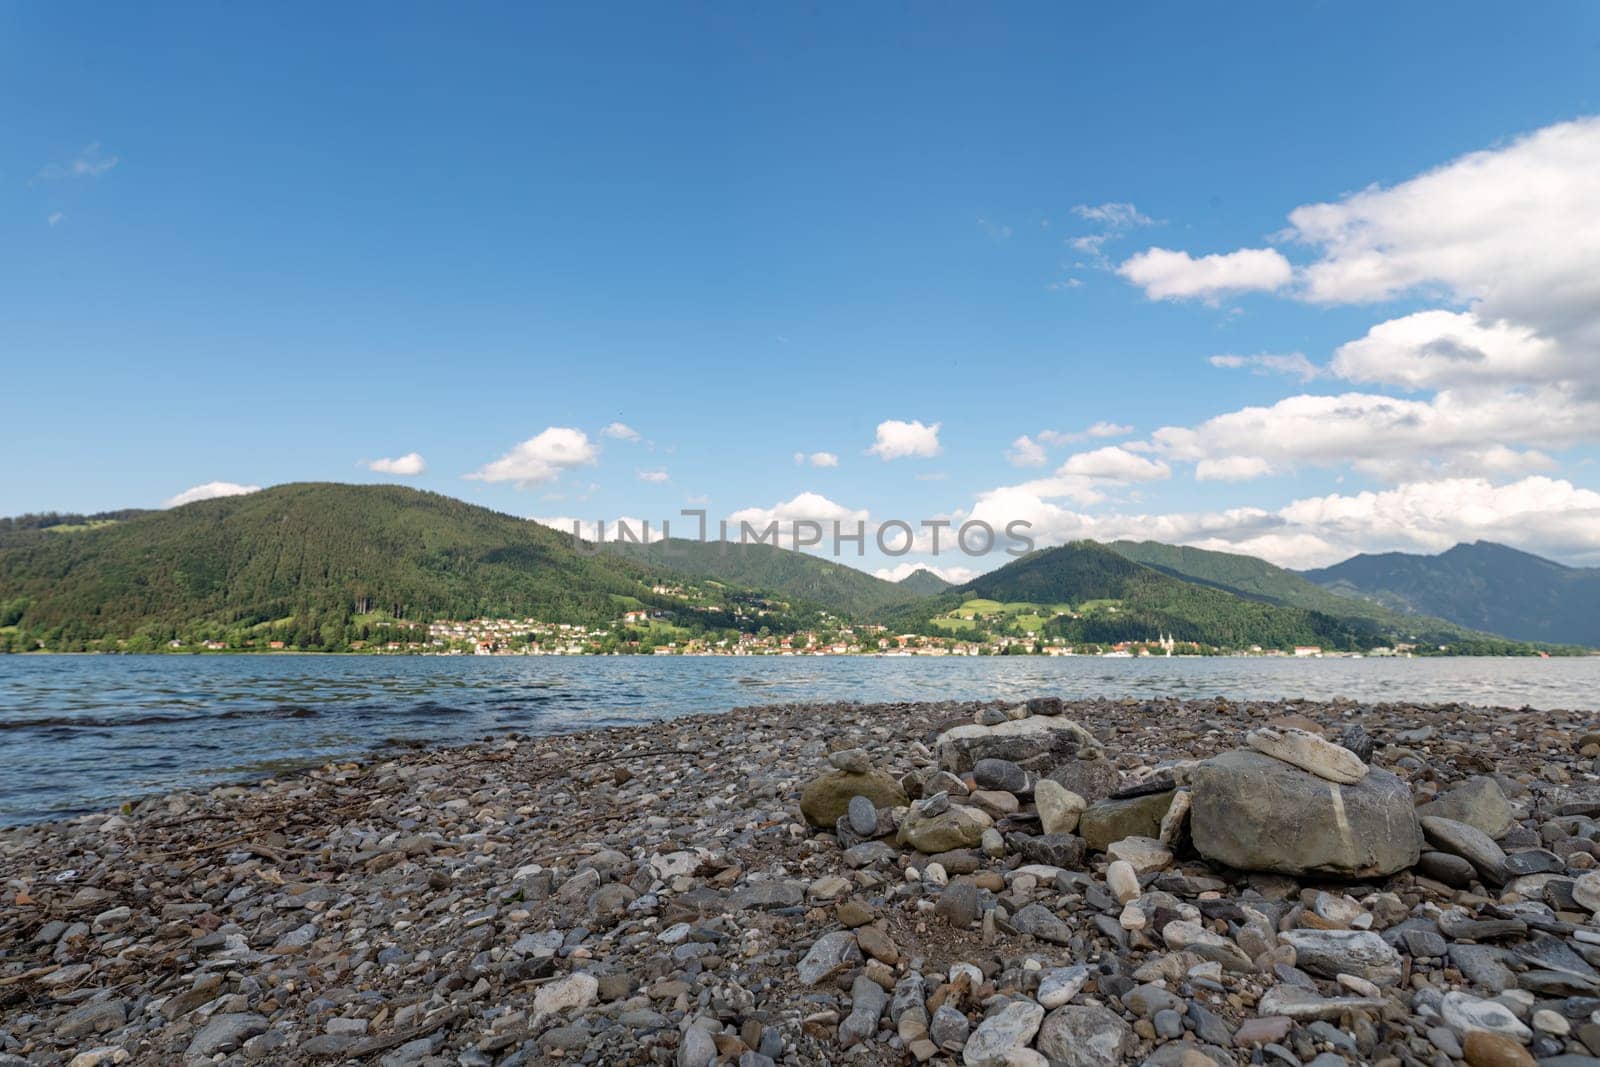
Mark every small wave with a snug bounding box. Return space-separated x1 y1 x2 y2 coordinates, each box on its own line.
0 703 321 732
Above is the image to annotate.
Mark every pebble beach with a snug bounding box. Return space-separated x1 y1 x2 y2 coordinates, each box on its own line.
4 694 1600 1067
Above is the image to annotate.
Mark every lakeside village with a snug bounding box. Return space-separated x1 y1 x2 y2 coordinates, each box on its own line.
415 616 1400 658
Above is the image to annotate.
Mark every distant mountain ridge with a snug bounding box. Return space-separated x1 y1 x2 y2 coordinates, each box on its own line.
1301 541 1600 647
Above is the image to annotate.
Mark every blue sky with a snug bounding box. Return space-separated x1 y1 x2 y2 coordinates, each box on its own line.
5 3 1600 574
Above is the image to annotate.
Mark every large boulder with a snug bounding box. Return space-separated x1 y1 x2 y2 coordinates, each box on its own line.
898 802 993 854
1044 757 1121 803
1078 790 1175 852
935 716 1099 774
1189 750 1421 878
800 771 908 829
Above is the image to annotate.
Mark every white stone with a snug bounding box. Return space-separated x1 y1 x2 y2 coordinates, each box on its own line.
1441 991 1533 1041
963 1001 1046 1067
1158 789 1191 845
1034 779 1087 835
1106 860 1141 904
1037 965 1090 1009
1573 870 1600 913
534 972 599 1014
1244 726 1367 783
1533 1009 1571 1036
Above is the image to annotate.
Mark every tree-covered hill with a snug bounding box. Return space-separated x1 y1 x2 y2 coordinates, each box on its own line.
611 538 921 619
0 483 672 649
896 568 954 595
1106 539 1476 643
886 541 1378 650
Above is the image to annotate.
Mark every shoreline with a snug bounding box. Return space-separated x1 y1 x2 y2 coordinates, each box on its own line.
4 696 1600 1064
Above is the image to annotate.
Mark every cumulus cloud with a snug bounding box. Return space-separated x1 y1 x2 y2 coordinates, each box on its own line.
1195 456 1273 482
1150 388 1599 481
601 422 640 441
1209 352 1323 382
867 419 942 460
959 475 1600 568
1117 247 1293 302
727 491 870 530
1329 310 1562 391
1059 445 1171 482
467 427 598 487
793 451 839 468
1006 435 1048 467
37 143 118 180
165 481 261 508
366 452 426 476
636 469 669 483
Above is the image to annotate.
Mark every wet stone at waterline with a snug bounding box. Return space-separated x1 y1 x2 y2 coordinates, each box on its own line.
3 694 1600 1066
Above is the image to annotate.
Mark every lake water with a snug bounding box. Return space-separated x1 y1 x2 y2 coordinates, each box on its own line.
3 654 1599 825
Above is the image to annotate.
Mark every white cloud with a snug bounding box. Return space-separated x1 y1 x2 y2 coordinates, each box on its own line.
1117 247 1292 302
867 419 942 460
1037 422 1132 446
1150 388 1599 481
1195 456 1273 482
1072 202 1153 228
47 212 65 227
467 427 598 487
601 422 640 441
727 491 870 530
636 469 669 483
366 452 426 476
165 481 261 508
959 474 1600 569
793 451 839 468
1006 435 1048 467
1329 310 1563 391
1059 445 1171 482
533 516 667 543
37 143 118 180
872 562 979 585
1209 352 1322 382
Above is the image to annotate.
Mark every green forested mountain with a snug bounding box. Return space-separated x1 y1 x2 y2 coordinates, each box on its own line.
612 538 921 618
896 568 954 595
887 541 1377 650
1106 539 1473 642
1302 541 1600 646
0 484 680 649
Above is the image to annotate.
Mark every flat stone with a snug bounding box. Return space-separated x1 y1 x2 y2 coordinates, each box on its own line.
797 931 862 985
1245 726 1368 783
1279 929 1403 986
1571 870 1600 912
1011 903 1072 944
1462 1030 1536 1067
1162 920 1255 972
186 1013 269 1059
1106 835 1173 874
936 716 1100 773
1423 816 1509 882
1256 986 1384 1020
1442 991 1533 1041
974 758 1028 794
1045 758 1121 803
